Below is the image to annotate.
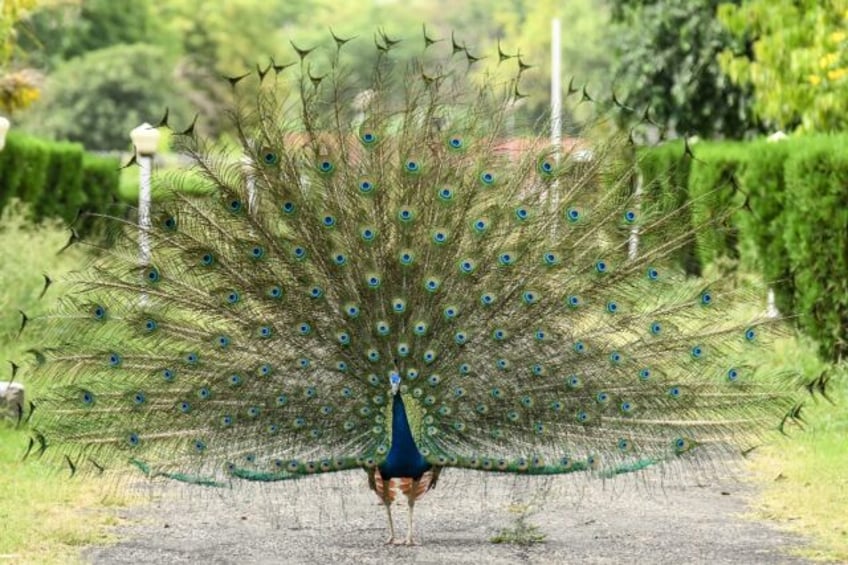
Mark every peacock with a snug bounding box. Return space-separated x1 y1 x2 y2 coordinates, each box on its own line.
21 28 809 546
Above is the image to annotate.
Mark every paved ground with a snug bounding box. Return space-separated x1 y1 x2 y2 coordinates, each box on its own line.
85 467 816 564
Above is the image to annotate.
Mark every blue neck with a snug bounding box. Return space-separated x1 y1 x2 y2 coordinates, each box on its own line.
379 393 431 480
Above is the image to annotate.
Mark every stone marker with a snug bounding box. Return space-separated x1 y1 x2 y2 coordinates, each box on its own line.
0 381 25 421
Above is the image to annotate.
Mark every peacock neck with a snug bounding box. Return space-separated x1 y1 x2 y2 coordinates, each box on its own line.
379 393 431 480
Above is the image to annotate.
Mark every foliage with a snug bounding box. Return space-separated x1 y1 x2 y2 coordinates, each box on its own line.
636 141 701 275
685 141 748 274
782 135 848 361
21 43 189 150
735 138 794 312
490 503 547 546
0 68 42 113
0 0 45 113
20 0 165 66
12 0 614 137
0 131 120 230
610 0 760 139
718 0 848 132
0 0 39 65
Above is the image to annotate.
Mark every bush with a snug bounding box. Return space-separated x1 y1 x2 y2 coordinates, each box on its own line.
782 135 848 361
736 138 794 312
0 133 50 215
636 141 700 275
685 141 749 274
0 132 120 234
37 141 85 222
640 134 848 362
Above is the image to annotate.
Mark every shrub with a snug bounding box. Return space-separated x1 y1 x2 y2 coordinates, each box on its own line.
20 43 188 151
782 135 848 361
736 138 794 312
636 141 700 275
0 132 120 234
685 141 749 275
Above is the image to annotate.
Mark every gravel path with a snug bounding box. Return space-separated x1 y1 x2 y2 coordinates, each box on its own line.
85 467 815 564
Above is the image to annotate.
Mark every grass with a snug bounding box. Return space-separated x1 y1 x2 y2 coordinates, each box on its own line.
490 502 547 546
0 205 132 563
0 425 131 564
745 337 848 561
712 271 848 560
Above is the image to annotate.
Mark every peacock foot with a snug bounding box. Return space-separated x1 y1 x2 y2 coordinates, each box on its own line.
404 537 418 546
384 536 396 545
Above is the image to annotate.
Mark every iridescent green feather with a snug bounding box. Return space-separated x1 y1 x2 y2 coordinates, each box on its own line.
25 29 804 483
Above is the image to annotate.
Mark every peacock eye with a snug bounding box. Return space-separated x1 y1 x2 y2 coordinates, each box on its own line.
262 150 279 165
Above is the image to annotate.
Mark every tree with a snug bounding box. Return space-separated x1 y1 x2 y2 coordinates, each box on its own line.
718 0 848 132
609 0 760 139
21 44 190 150
20 0 164 65
1 0 44 113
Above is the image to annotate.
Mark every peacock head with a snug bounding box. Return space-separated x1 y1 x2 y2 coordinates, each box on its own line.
389 371 401 396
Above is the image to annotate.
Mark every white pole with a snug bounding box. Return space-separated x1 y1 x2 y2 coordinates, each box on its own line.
767 288 779 318
628 171 643 260
138 154 152 266
550 18 562 166
0 116 10 152
242 155 257 215
550 17 562 235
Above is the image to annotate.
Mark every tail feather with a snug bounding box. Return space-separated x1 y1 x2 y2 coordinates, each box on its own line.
24 29 804 483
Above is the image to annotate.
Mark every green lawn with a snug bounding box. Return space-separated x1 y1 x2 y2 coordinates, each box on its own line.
0 425 131 564
0 207 132 563
747 339 848 561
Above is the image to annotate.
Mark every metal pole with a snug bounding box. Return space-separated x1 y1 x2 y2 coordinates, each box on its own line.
550 18 562 223
139 153 153 266
243 155 257 215
628 171 643 260
550 19 562 158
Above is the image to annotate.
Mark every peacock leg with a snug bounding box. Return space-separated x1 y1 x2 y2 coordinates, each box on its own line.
404 480 419 546
405 501 417 545
383 501 395 545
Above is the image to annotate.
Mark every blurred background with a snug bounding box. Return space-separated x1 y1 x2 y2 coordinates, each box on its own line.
4 0 847 150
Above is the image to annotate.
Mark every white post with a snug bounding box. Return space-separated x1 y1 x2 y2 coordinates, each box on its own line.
138 154 153 265
628 171 643 260
242 155 257 215
0 116 10 152
129 124 160 305
767 288 779 318
550 18 562 174
765 131 786 318
550 18 562 236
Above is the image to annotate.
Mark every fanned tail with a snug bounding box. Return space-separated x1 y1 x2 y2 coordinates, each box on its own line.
24 28 807 483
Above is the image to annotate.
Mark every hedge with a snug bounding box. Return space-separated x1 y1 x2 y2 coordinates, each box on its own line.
0 132 119 234
636 141 701 275
736 138 794 313
782 135 848 361
685 141 749 273
641 133 848 362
